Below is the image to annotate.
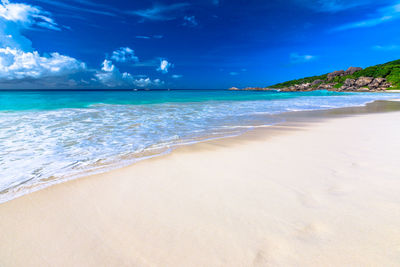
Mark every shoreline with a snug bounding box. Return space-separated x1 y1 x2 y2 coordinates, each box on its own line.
1 97 400 204
1 100 400 266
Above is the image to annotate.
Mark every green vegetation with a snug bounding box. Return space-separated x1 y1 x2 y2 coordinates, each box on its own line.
269 74 327 89
386 68 400 89
270 59 400 89
333 82 343 89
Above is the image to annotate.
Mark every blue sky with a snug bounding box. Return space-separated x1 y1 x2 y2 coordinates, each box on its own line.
0 0 400 89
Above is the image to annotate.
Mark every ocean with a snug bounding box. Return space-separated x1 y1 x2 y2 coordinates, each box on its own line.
0 89 397 203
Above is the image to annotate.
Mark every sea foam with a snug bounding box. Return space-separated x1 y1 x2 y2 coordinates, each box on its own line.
0 90 397 202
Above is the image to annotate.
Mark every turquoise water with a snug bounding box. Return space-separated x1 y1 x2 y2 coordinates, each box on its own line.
0 90 398 202
0 89 351 111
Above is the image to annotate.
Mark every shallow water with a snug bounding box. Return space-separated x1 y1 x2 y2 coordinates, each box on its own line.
0 90 398 202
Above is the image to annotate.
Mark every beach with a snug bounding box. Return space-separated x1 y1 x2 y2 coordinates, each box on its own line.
1 100 400 266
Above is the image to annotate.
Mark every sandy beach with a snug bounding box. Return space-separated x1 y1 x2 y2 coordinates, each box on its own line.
1 101 400 266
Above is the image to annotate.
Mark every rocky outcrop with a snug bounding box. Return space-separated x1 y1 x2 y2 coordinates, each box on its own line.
337 77 391 92
279 82 335 92
280 83 316 92
355 77 374 87
311 79 323 86
327 70 345 81
345 67 363 76
327 67 363 81
318 83 335 90
231 66 394 92
240 76 392 92
343 78 356 86
369 78 391 90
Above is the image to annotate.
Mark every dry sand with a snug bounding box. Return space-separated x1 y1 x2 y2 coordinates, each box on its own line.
1 102 400 266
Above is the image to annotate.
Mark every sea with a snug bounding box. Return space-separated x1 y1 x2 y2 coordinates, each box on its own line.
0 89 398 203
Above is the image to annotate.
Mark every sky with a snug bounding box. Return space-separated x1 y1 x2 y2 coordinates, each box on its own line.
0 0 400 89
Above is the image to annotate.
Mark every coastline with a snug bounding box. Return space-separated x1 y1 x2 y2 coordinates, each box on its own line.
3 91 399 204
1 100 400 266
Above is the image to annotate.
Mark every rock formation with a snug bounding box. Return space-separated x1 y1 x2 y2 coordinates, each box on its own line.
337 77 391 92
345 67 363 75
327 67 364 81
231 65 394 92
278 77 391 92
327 70 345 81
311 79 323 86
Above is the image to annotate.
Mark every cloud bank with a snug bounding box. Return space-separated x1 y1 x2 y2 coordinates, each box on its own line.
0 1 168 89
95 59 164 88
0 47 85 80
0 0 87 88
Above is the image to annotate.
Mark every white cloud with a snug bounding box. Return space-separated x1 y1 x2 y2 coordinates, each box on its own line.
33 0 118 17
172 74 183 79
157 59 173 73
110 47 138 63
183 16 198 27
333 2 400 31
0 1 89 88
372 44 400 51
290 53 316 63
296 0 391 13
136 35 163 39
311 0 363 12
130 3 190 21
0 0 60 30
133 77 151 87
96 59 164 88
228 68 246 76
95 59 132 87
101 59 114 72
0 1 170 89
133 77 164 88
0 47 85 80
0 0 61 51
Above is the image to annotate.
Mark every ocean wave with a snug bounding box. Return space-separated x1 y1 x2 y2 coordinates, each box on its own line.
0 91 398 203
